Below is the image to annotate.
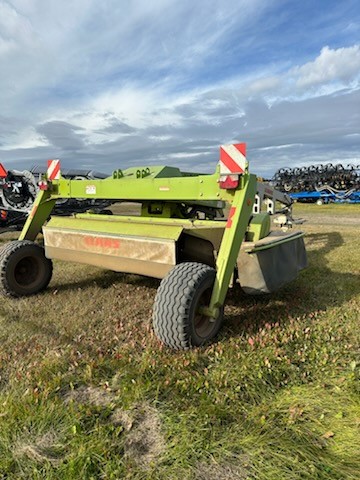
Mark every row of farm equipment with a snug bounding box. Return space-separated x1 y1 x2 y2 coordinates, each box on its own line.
1 159 358 228
271 162 360 204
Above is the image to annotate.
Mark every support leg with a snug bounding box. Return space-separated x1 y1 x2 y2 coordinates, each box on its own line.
203 174 257 318
18 190 56 241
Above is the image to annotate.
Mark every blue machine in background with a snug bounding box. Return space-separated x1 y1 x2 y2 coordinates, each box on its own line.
271 163 360 205
289 188 360 205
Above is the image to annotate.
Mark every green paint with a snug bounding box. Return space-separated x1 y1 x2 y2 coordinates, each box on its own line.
19 190 56 241
19 162 256 318
45 215 184 241
246 213 271 242
208 173 257 317
245 232 305 253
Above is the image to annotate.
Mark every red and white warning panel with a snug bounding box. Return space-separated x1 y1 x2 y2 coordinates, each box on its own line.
219 143 246 175
0 163 8 178
47 159 61 180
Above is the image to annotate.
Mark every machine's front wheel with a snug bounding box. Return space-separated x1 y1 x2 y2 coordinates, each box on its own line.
153 262 223 349
0 240 53 297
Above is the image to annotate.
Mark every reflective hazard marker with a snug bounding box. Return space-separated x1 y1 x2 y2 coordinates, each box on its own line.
0 163 8 178
226 206 236 228
219 143 246 175
47 159 61 180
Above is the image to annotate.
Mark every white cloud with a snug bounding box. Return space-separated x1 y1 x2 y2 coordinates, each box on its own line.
0 1 35 55
1 1 360 176
293 45 360 88
0 0 267 99
7 128 49 150
192 45 360 108
248 76 281 94
89 87 182 129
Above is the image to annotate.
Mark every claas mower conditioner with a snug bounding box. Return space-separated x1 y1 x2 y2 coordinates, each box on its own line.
0 144 307 349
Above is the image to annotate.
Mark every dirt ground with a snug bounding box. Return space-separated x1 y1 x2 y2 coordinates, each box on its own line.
295 213 359 226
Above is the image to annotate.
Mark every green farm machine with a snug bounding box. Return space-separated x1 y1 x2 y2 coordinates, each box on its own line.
0 144 306 349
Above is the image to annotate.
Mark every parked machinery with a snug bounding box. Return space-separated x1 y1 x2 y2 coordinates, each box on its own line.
271 163 360 204
0 144 307 349
271 163 360 192
0 165 112 229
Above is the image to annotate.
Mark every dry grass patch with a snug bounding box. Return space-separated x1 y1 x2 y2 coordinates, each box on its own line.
64 385 116 407
13 430 64 466
64 385 165 468
123 403 165 469
195 459 251 480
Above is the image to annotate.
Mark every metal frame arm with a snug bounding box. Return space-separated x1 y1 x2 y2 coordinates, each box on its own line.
199 173 257 319
19 190 56 241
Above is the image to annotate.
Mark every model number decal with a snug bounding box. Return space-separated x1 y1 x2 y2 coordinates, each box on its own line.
86 185 96 194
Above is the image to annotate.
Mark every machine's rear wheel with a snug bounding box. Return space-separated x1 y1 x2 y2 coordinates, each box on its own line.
153 262 223 349
0 240 53 297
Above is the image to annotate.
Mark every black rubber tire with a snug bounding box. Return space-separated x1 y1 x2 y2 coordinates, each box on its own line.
0 240 53 297
153 262 223 349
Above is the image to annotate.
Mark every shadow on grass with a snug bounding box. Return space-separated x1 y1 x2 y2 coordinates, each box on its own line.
222 231 359 338
47 268 160 294
44 231 357 343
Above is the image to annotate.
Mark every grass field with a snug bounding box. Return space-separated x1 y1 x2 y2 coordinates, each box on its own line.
0 204 359 479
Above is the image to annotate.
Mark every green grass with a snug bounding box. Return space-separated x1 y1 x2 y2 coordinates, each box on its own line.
0 204 359 479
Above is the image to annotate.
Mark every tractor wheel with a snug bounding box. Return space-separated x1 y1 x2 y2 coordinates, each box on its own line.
153 262 223 349
316 199 324 205
0 240 53 297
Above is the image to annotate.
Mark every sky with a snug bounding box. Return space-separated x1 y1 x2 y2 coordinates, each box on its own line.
0 0 359 178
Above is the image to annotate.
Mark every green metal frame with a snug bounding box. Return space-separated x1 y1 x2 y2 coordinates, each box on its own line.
19 163 257 320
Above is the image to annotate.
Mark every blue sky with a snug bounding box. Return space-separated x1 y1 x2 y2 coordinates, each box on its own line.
0 0 359 177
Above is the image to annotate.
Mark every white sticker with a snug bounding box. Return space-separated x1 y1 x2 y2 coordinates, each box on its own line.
159 186 170 191
86 185 96 194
